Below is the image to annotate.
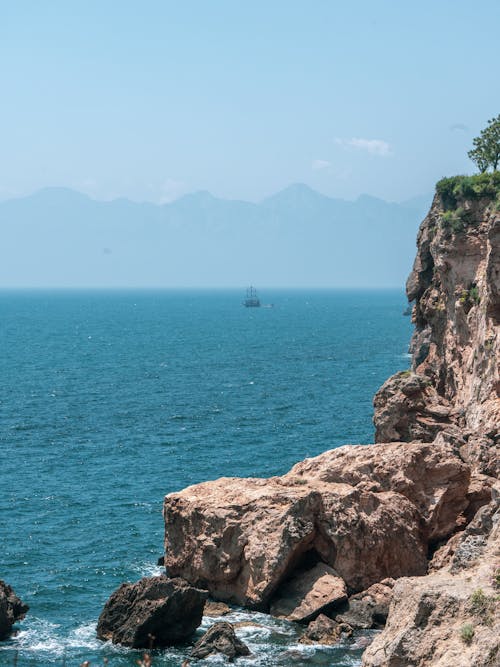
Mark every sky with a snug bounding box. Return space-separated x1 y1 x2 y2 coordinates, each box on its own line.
1 0 500 204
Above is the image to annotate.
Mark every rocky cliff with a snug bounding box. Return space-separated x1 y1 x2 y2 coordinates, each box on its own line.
163 177 499 665
374 184 499 476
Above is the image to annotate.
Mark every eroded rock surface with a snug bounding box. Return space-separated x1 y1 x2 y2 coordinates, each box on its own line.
190 622 250 660
335 579 394 629
362 491 500 667
0 581 28 640
96 576 207 648
270 562 347 622
299 614 352 645
374 191 500 474
203 600 231 617
163 439 470 608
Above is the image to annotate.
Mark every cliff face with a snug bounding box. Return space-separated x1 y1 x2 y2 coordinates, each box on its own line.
163 180 500 665
374 189 499 476
362 486 500 667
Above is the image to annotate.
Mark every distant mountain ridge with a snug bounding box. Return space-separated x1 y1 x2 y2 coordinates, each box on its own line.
0 185 432 288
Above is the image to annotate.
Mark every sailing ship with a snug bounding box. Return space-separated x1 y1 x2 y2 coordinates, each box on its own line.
243 286 261 308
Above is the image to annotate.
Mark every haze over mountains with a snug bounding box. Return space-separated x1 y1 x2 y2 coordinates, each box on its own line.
0 184 431 288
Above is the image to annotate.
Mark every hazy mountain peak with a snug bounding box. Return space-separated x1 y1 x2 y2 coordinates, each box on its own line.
27 186 94 204
0 184 427 288
173 190 217 205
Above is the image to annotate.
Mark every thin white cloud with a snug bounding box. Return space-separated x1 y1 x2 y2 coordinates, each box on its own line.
311 159 331 170
336 137 392 157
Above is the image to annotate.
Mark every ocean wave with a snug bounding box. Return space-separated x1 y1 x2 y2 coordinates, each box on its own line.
3 618 100 658
130 561 165 578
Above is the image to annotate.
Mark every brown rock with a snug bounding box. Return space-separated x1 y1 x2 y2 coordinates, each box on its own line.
299 614 352 645
287 437 470 542
163 437 473 608
375 192 500 472
96 576 207 648
373 371 451 443
0 581 29 640
362 491 500 667
203 600 231 617
428 532 463 572
270 563 347 622
335 580 394 629
189 622 250 660
164 462 429 607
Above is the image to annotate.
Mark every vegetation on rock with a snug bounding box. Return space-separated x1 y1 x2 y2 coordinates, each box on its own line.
467 588 497 626
435 172 500 233
437 172 500 207
460 623 475 645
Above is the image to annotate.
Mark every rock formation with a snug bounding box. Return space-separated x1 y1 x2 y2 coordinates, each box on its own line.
374 188 499 475
299 613 352 645
162 179 499 664
0 581 28 640
189 622 250 660
163 439 469 608
270 562 347 622
362 488 499 667
335 579 394 629
96 576 207 648
203 600 231 617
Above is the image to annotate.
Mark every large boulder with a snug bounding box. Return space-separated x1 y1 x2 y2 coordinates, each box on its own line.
190 622 250 660
288 437 470 542
0 581 28 640
164 440 470 607
96 576 207 648
270 562 347 622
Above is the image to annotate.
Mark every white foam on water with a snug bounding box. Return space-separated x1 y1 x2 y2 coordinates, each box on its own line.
66 621 100 650
131 560 165 577
197 608 363 666
2 618 101 659
5 618 63 656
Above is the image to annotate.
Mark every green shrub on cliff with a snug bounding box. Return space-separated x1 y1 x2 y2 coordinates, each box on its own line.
437 173 500 211
467 588 497 626
459 285 480 308
440 206 471 233
460 623 475 644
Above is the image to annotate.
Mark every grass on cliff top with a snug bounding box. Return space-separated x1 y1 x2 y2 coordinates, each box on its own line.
436 172 500 211
436 172 500 234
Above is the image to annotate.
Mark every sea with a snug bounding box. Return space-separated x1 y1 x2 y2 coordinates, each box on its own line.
0 289 413 667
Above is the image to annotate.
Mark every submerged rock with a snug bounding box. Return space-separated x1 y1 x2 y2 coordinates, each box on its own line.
270 562 347 622
96 575 207 648
0 581 29 640
190 621 250 660
203 600 231 617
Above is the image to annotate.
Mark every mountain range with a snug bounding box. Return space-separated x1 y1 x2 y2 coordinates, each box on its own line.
0 184 432 288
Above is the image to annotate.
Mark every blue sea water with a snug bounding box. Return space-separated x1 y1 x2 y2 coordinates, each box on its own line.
0 289 412 667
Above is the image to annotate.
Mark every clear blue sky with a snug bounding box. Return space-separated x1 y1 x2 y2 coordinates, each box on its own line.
1 0 499 203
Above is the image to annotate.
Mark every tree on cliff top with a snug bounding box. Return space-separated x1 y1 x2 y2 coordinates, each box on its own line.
468 115 500 172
